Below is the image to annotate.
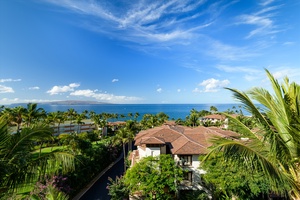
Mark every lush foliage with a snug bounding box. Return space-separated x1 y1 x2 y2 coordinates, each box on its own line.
0 116 75 197
201 154 272 199
124 154 183 200
107 176 129 200
29 175 70 200
203 69 300 198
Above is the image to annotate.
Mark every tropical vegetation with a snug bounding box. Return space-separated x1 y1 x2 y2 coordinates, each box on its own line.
203 69 300 199
107 155 186 200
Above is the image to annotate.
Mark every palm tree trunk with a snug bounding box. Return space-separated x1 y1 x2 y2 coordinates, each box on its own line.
39 141 44 158
123 143 126 172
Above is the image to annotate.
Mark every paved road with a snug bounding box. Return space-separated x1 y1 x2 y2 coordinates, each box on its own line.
79 156 125 200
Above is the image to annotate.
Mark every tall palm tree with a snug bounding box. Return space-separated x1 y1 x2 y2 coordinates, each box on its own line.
210 106 218 113
0 116 75 195
23 103 46 127
134 112 140 121
65 108 77 133
187 112 199 127
74 113 86 133
2 106 26 133
113 127 135 172
91 114 108 137
203 69 300 198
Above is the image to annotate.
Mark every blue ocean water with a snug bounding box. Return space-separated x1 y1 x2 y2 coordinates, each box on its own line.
35 104 244 120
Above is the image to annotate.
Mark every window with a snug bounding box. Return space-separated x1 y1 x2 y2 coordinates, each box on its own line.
179 155 192 166
146 144 161 147
183 171 193 182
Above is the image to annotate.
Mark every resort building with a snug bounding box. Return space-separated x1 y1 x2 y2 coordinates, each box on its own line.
129 122 239 192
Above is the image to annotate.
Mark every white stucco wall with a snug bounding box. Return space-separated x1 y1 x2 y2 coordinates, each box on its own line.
137 146 161 159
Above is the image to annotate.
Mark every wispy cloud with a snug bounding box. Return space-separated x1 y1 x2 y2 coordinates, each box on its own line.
271 67 300 81
283 41 295 46
217 65 264 82
206 39 259 61
112 79 119 83
236 3 282 39
43 0 232 45
0 98 57 105
0 85 14 93
259 0 275 6
156 88 163 93
0 78 21 83
29 86 40 90
70 89 142 103
217 65 261 74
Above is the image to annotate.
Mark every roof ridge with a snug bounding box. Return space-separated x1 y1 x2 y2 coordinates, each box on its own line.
176 127 207 149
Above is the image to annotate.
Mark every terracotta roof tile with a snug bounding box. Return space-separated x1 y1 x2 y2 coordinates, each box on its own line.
202 114 225 120
134 124 240 155
140 137 165 144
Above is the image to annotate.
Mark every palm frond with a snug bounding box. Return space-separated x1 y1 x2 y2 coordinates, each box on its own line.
4 124 53 160
221 112 259 140
225 87 272 132
0 116 10 156
203 136 297 195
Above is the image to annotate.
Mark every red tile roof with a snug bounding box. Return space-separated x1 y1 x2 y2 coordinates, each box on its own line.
134 124 239 155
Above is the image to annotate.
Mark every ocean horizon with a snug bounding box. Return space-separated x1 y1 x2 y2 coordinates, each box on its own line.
7 103 247 120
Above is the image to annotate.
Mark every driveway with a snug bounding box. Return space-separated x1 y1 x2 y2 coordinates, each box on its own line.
79 156 125 200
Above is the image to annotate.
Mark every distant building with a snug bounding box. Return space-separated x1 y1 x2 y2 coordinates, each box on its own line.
201 114 238 129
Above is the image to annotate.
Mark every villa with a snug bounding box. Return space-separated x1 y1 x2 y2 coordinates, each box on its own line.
129 122 239 193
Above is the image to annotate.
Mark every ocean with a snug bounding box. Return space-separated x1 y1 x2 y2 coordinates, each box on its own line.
30 104 245 120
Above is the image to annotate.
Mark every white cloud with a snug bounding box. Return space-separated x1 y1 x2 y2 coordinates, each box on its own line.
42 0 224 46
217 65 261 74
112 79 119 83
0 98 56 105
259 0 275 6
272 68 300 80
156 88 163 93
195 78 230 93
0 78 21 83
0 85 14 93
206 39 258 61
47 83 80 95
236 4 282 39
282 42 295 46
29 86 40 90
177 89 181 92
70 89 142 103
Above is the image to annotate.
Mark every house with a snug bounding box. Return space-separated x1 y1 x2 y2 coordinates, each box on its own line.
129 123 239 192
201 114 239 129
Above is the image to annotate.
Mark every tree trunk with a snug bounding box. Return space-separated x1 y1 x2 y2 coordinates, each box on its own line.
123 143 126 172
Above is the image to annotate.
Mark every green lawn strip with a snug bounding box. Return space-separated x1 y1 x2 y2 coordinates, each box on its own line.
16 146 68 197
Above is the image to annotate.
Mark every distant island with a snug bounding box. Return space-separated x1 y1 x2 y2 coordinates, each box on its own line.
9 100 111 106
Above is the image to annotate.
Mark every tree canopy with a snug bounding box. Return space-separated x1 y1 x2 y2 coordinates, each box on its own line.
124 154 183 200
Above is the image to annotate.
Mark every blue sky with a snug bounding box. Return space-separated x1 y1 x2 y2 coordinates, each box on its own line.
0 0 299 105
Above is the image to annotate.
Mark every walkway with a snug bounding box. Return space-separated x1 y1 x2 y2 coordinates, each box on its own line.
78 156 124 200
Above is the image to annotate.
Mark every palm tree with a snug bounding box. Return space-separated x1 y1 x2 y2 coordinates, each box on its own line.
2 106 26 133
210 106 218 113
74 113 86 133
203 69 300 198
65 108 77 133
113 127 135 172
127 112 133 120
134 112 140 121
23 103 46 127
91 114 108 137
187 112 199 127
50 111 65 135
0 115 75 195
